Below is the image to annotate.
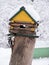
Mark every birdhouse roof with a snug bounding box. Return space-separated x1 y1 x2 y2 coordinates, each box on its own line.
9 5 40 24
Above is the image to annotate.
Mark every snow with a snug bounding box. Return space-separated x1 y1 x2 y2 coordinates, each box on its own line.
0 0 49 64
0 48 11 65
0 48 49 65
32 58 49 65
0 0 49 48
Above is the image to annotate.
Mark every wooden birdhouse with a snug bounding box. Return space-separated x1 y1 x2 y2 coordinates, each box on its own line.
9 6 39 38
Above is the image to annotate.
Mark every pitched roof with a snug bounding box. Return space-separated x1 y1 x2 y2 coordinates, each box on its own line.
9 6 39 25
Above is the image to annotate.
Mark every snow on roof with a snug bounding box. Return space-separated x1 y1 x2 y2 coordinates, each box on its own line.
9 4 41 22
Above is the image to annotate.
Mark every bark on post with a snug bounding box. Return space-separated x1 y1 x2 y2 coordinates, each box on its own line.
9 36 36 65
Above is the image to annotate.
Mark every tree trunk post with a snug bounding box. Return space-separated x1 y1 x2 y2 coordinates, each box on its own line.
9 36 36 65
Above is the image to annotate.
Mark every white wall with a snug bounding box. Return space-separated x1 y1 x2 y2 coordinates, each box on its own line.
35 39 49 48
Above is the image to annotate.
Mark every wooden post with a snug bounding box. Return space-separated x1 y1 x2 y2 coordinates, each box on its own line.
9 36 36 65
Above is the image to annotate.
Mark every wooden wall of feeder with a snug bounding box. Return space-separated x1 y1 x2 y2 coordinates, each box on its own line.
9 6 39 38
